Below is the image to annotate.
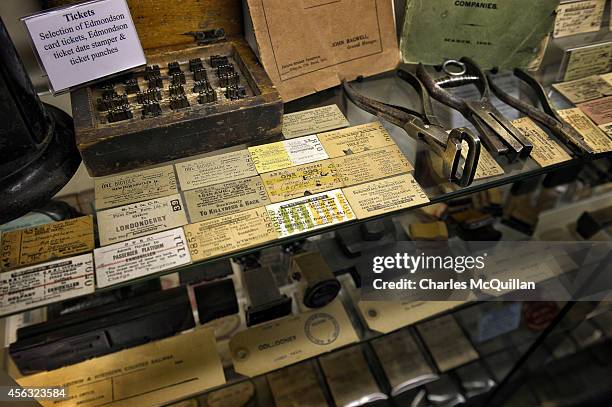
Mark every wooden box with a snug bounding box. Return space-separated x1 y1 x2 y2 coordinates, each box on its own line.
52 0 283 176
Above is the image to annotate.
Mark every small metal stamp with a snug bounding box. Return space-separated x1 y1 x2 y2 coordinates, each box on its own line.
168 61 182 75
147 74 163 89
216 63 234 77
210 54 229 68
193 67 207 81
197 89 217 104
145 65 161 80
136 88 162 104
192 80 212 93
189 58 203 72
107 105 133 123
170 94 190 110
141 101 162 118
168 84 185 97
225 84 246 100
170 72 186 85
97 93 128 111
124 78 140 94
219 72 240 87
100 84 116 99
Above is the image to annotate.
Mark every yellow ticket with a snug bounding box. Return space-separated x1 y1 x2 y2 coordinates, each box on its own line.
184 207 279 262
558 108 612 152
331 144 413 186
512 117 572 167
342 174 429 219
175 149 258 190
260 160 344 203
248 135 329 173
0 216 94 271
317 121 395 158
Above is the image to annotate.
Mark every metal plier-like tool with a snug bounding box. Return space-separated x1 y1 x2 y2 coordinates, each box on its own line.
487 68 595 155
416 57 533 161
342 69 481 187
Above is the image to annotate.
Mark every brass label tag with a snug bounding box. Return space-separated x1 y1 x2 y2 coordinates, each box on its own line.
331 145 414 186
175 150 258 190
266 189 355 237
97 194 188 246
94 165 178 210
17 329 225 407
183 176 270 222
0 216 94 271
261 160 344 203
342 174 429 219
282 104 349 138
317 121 395 158
512 117 572 167
184 207 279 262
229 300 358 377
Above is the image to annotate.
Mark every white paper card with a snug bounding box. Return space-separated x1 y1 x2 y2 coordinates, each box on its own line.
22 0 145 92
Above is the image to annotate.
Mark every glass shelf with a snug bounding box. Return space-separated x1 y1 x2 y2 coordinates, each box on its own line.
2 70 610 319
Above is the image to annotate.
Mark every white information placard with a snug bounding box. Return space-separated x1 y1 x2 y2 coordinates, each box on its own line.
22 0 145 93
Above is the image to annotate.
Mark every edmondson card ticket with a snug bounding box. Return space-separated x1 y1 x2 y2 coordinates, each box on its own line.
282 104 349 139
229 300 358 377
94 165 178 210
563 42 612 81
553 0 605 38
97 194 188 246
184 207 279 262
175 149 258 190
0 215 94 271
577 96 612 124
183 176 270 222
468 146 505 180
260 160 344 203
331 145 414 186
0 253 94 315
342 174 429 219
94 228 191 288
248 135 328 173
317 121 395 158
557 108 612 152
266 189 355 237
17 329 225 407
552 75 612 104
511 117 572 167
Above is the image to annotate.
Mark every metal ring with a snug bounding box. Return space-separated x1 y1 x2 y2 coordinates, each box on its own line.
442 60 466 76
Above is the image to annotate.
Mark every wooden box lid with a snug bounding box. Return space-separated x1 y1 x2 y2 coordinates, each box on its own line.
43 0 242 50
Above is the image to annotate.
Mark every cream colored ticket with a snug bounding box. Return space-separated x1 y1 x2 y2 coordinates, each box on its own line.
563 42 612 81
249 135 329 173
94 228 191 288
175 149 258 190
358 301 466 334
601 72 612 86
553 0 605 38
229 300 358 377
331 144 414 186
553 75 612 104
511 117 572 167
94 165 178 210
17 329 225 407
0 253 94 316
282 104 349 138
317 121 395 158
598 122 612 137
417 315 479 372
0 215 94 271
342 174 429 219
578 95 612 124
557 108 612 152
319 346 386 406
371 329 438 394
97 194 188 246
184 207 278 262
260 160 344 203
267 362 328 407
266 189 355 237
466 145 505 180
183 176 270 222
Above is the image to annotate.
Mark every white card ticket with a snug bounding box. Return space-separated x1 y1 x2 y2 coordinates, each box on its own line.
94 228 191 288
0 253 94 315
